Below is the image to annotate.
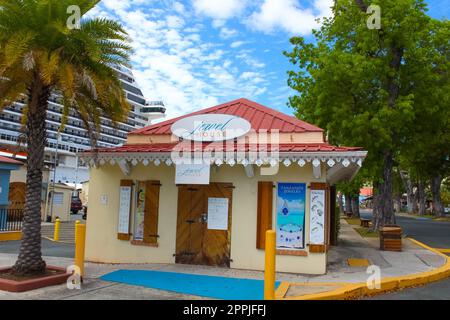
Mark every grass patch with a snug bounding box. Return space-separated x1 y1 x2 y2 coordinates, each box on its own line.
355 227 379 238
434 217 450 222
343 218 361 226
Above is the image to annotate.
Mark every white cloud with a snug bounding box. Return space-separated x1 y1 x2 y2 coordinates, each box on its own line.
88 2 272 120
248 0 333 35
236 51 266 69
166 15 185 29
192 0 248 20
230 41 246 48
220 27 238 39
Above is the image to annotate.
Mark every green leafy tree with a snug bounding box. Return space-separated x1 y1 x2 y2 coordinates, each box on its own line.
285 0 441 229
399 18 450 216
0 0 132 275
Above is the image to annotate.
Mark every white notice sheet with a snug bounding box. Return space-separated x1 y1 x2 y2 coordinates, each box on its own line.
207 197 229 230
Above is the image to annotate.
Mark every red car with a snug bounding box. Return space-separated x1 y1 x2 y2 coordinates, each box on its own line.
71 196 83 214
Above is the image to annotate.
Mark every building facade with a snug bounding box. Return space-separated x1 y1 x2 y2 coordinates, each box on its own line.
81 98 367 275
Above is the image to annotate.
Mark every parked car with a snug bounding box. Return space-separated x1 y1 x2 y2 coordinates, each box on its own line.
82 203 88 220
71 196 83 214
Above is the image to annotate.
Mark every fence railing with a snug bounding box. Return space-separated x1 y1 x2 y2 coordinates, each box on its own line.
0 208 24 232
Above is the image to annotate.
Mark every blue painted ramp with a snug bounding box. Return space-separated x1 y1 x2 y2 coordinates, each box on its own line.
100 269 280 300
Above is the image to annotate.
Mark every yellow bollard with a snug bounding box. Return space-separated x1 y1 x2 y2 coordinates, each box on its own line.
75 221 86 277
264 230 276 300
53 218 60 242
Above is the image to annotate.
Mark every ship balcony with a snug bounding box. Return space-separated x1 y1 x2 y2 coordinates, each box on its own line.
141 106 166 114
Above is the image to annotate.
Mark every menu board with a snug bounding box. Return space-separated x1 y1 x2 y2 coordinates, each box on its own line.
207 198 229 230
118 186 132 234
309 189 326 244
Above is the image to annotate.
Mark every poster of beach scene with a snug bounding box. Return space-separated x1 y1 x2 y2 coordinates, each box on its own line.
276 183 306 249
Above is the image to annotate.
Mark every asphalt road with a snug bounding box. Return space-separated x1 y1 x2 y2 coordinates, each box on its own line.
360 211 450 248
360 210 450 300
0 238 74 258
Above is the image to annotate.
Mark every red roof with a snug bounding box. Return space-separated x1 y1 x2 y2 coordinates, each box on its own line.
0 155 23 165
131 98 324 135
360 187 373 197
90 143 362 154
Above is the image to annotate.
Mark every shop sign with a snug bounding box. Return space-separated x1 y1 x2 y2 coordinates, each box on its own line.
175 163 211 185
171 114 251 142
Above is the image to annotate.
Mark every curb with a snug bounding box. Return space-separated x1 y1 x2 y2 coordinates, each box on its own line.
276 238 450 300
0 231 22 241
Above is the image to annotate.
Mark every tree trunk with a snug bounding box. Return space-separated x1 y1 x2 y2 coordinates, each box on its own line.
344 194 353 217
372 152 396 230
431 174 445 217
351 196 360 218
400 170 417 214
337 192 345 214
371 182 380 231
417 180 427 216
12 74 49 275
393 192 402 213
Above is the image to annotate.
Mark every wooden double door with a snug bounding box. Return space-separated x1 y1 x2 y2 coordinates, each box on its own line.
175 183 233 267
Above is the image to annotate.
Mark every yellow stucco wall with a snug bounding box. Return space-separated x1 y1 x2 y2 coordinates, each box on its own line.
85 163 328 274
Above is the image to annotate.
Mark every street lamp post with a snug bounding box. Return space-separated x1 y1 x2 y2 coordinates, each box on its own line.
48 134 61 222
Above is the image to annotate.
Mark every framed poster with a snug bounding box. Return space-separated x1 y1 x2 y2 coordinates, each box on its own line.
134 181 146 240
276 183 306 249
118 186 132 234
309 189 326 244
207 197 229 230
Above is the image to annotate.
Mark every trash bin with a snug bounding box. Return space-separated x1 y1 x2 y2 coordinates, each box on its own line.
379 225 402 251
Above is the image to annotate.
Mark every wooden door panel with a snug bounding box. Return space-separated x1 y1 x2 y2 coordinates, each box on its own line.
176 183 233 267
143 181 160 244
202 183 233 267
175 186 205 264
8 182 26 209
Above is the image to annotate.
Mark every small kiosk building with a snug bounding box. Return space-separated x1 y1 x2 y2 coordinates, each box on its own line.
81 98 366 274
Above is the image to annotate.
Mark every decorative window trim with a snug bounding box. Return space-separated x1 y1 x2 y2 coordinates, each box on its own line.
276 249 308 257
130 240 159 247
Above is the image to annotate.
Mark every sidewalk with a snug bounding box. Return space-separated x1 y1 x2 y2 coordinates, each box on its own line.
0 220 448 300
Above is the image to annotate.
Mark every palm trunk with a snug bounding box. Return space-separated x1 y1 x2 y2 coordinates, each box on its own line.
417 180 427 216
12 74 49 275
431 175 445 217
372 152 396 230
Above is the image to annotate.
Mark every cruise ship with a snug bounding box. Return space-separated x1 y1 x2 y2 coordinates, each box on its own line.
0 65 166 184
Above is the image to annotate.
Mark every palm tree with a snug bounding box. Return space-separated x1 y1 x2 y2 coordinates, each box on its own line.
0 0 132 275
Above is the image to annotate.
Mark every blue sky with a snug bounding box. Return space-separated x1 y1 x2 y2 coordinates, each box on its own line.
88 0 449 119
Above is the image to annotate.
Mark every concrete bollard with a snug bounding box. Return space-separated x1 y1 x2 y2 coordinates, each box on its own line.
264 230 276 300
53 218 60 242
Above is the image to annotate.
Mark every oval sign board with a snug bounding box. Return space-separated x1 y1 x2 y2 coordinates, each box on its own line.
171 114 252 142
